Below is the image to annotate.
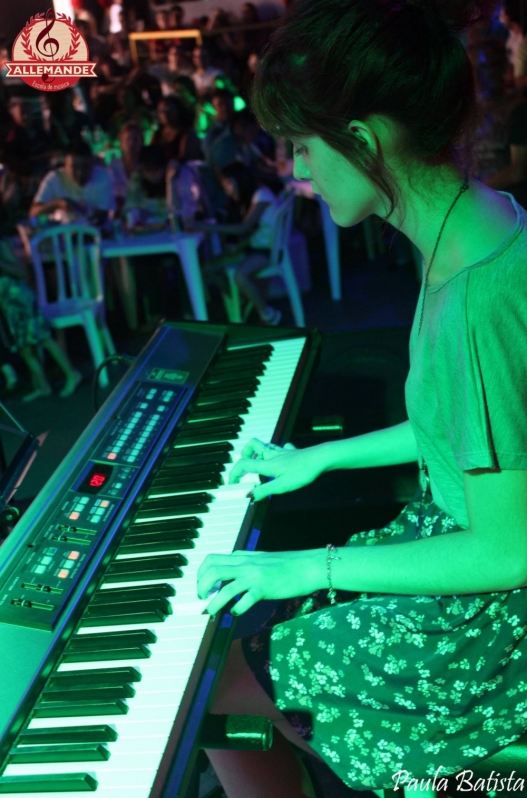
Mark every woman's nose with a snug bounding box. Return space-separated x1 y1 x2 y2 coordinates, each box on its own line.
293 160 310 182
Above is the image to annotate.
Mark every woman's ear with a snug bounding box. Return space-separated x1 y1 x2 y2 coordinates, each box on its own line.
347 120 378 155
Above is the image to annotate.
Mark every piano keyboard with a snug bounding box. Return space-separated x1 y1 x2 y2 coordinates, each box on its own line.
0 332 310 796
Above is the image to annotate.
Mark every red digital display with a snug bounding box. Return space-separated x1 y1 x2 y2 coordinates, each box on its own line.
79 463 113 494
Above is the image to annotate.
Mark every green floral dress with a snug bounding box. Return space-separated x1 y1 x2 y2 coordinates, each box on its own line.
241 486 527 790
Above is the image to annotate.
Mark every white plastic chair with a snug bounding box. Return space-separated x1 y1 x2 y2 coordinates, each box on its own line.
29 224 116 388
223 188 305 326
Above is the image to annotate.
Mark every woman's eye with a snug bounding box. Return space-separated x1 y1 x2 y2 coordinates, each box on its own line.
293 146 307 157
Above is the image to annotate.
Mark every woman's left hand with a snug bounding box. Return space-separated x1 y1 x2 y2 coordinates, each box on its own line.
197 549 325 616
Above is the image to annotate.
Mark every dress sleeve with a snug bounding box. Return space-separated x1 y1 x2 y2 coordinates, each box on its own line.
435 266 527 472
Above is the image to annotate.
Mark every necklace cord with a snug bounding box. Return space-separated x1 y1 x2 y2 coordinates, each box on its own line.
417 171 470 337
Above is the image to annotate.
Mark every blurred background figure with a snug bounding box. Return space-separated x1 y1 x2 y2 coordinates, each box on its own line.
202 89 236 159
0 270 82 402
499 0 527 91
152 96 203 162
30 140 115 226
469 36 527 207
194 160 284 324
108 120 144 211
4 99 53 182
40 89 92 154
191 46 226 99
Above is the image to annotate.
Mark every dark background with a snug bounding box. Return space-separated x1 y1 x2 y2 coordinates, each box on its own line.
0 0 47 49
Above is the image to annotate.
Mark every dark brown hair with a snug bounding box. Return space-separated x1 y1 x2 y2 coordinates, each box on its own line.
250 0 501 223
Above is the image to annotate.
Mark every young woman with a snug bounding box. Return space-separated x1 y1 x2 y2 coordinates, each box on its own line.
195 1 527 796
193 160 284 324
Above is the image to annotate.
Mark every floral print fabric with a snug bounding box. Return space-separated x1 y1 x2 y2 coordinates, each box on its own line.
241 487 527 790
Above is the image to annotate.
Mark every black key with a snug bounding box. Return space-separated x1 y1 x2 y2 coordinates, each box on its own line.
81 598 172 626
198 380 258 399
66 629 157 649
82 608 169 626
223 343 273 359
41 683 136 702
18 725 117 745
148 476 222 494
134 501 209 522
176 432 239 447
8 744 110 764
33 698 129 717
151 464 223 481
170 442 233 457
215 350 269 367
118 537 195 555
211 362 266 378
164 445 233 468
204 373 261 389
125 518 202 536
142 491 212 507
179 422 242 439
139 492 214 521
61 630 155 661
91 585 175 604
0 773 98 792
151 463 224 481
87 595 172 616
122 524 200 540
194 396 250 412
61 645 151 662
200 388 256 403
122 531 198 550
188 405 249 422
148 477 221 493
49 667 141 688
105 555 185 582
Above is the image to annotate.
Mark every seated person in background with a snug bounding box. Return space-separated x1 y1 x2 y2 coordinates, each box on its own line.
4 98 53 181
0 152 39 237
469 36 527 208
193 160 284 325
191 46 225 99
152 96 203 162
123 145 168 227
228 3 268 60
0 261 81 402
204 107 279 215
108 121 144 212
173 74 199 112
148 46 194 94
202 89 236 159
124 144 202 228
40 89 92 152
30 140 115 225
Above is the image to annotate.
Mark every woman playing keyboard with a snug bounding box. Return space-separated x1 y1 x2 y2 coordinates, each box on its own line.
196 0 527 796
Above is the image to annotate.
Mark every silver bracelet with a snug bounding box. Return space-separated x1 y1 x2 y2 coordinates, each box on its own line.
326 543 341 605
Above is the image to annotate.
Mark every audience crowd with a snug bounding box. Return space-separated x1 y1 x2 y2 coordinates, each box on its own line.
1 0 527 401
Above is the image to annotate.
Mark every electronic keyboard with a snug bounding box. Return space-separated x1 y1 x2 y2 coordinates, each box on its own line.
0 321 322 797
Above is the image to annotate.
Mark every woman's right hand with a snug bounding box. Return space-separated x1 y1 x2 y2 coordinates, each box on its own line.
228 438 326 501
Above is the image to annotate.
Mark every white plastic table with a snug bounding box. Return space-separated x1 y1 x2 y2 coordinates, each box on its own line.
101 231 206 330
